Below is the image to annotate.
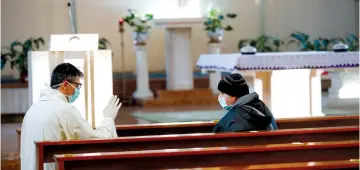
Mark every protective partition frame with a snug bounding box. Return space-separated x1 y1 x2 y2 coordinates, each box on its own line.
28 34 113 127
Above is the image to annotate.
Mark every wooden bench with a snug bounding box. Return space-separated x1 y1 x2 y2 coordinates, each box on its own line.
53 140 359 170
173 160 360 170
17 115 359 138
115 115 360 136
16 115 360 153
36 126 359 170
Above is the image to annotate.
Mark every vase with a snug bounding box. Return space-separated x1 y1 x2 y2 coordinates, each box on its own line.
132 32 148 46
12 68 20 80
207 28 224 43
20 70 28 83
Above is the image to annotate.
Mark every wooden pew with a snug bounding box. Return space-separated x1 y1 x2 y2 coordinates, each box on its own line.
36 126 359 170
16 115 360 153
17 115 359 139
16 128 21 153
115 115 360 136
173 160 360 170
53 140 359 170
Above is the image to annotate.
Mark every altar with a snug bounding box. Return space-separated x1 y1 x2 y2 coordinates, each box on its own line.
154 18 203 90
197 51 359 118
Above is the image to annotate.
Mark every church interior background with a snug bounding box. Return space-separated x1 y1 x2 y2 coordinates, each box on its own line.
1 0 359 168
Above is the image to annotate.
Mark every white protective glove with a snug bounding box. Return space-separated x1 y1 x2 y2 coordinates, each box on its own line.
103 95 122 120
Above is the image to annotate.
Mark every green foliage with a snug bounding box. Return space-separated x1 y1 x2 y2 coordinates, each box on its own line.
204 7 237 32
345 34 359 51
98 37 114 56
122 9 154 33
313 38 331 51
1 37 45 73
98 38 111 50
237 32 358 52
288 32 334 51
287 32 315 51
288 32 359 51
238 35 283 52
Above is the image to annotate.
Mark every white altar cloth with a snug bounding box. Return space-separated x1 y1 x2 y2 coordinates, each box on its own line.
196 51 359 118
197 51 359 71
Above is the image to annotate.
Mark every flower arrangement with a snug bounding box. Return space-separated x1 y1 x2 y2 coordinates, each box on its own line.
204 7 237 43
122 9 154 33
121 9 154 45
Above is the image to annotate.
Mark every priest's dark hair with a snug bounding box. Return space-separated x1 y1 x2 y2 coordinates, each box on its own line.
50 63 84 89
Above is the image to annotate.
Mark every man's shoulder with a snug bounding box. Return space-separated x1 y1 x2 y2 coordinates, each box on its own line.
29 100 77 116
217 108 245 125
226 105 247 117
214 111 250 132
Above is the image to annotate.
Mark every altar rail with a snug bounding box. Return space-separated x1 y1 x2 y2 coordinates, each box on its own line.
1 83 29 114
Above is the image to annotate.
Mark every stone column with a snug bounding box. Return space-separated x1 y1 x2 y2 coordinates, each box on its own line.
133 45 153 100
208 43 222 94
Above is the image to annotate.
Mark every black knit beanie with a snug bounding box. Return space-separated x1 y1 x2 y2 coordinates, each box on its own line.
218 73 249 97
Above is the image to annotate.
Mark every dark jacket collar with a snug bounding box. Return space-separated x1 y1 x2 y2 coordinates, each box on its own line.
227 92 259 110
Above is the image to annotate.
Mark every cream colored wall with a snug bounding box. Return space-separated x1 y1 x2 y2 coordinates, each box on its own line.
356 0 359 34
1 0 71 76
1 0 357 76
265 0 356 37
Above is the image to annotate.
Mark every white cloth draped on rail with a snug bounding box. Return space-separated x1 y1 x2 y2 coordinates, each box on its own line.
1 88 29 114
196 51 359 71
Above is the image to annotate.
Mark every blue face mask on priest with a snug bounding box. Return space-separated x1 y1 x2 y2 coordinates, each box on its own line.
213 73 278 133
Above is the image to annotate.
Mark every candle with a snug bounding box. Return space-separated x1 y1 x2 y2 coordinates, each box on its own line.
118 18 124 25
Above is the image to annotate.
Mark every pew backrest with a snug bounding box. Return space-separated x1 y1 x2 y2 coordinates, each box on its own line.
173 160 360 170
115 115 360 136
18 115 359 137
53 140 360 170
36 126 359 170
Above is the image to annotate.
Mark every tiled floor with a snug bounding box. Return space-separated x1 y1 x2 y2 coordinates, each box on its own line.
1 123 21 153
1 124 21 170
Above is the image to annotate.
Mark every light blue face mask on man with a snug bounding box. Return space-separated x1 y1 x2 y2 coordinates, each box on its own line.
218 97 227 108
51 82 80 103
218 97 232 111
67 83 80 103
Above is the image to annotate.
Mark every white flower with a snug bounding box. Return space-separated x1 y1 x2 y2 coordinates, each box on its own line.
134 19 142 26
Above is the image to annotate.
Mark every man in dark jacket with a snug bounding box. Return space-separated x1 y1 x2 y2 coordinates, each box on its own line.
213 73 278 132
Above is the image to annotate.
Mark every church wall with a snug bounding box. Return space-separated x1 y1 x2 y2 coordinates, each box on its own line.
265 0 356 45
1 0 71 76
355 0 359 35
1 0 356 77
